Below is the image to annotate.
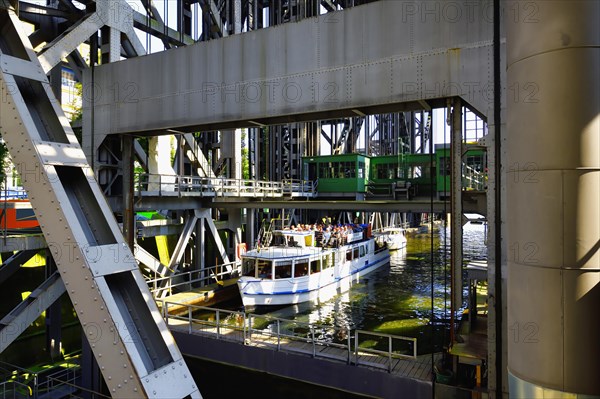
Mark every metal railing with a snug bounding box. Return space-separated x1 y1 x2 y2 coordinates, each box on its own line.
0 360 90 399
146 260 242 296
162 302 420 375
134 173 317 198
462 164 486 191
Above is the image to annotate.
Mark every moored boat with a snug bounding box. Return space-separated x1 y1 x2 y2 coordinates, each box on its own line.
374 227 407 251
237 225 390 307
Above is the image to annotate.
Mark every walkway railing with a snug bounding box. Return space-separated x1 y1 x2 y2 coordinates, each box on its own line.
162 302 419 374
146 261 242 296
134 173 317 198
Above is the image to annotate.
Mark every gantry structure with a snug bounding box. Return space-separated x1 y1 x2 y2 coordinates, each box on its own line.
0 0 598 398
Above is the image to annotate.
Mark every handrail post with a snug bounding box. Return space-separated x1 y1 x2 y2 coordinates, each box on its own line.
216 310 220 339
346 328 351 364
413 338 417 359
354 330 359 366
276 319 281 351
311 325 316 358
388 336 393 373
243 313 247 344
248 315 252 343
187 305 192 334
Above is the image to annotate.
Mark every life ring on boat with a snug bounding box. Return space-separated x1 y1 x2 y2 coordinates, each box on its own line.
236 243 247 260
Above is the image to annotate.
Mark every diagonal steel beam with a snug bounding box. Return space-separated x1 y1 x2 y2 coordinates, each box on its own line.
37 12 103 73
0 272 65 353
0 6 201 397
0 250 38 285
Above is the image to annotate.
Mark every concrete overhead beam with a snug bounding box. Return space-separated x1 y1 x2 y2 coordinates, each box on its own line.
84 0 496 148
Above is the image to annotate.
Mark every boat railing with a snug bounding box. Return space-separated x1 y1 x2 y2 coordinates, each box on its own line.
161 302 420 373
146 260 241 296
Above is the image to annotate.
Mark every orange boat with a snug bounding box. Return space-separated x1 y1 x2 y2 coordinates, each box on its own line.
0 199 40 234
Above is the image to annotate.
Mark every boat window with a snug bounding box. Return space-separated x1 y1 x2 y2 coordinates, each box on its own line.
274 261 292 279
353 247 359 259
346 250 352 261
310 259 320 274
257 260 272 279
242 259 256 277
359 245 366 258
323 253 333 269
294 259 309 277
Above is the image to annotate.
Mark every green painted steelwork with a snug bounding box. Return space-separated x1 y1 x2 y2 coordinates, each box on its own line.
303 148 486 197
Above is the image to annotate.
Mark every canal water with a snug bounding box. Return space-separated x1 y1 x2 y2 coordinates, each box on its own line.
190 221 487 398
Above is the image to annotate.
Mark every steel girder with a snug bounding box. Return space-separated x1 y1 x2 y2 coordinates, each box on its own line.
0 6 201 398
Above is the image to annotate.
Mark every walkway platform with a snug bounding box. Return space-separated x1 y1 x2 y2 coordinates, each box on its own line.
162 302 438 398
156 279 240 314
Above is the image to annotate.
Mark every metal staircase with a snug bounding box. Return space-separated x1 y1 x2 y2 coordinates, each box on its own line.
0 6 200 398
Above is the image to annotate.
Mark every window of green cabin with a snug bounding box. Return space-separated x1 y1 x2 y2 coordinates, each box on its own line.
294 259 309 277
274 261 292 279
242 259 256 277
358 162 365 178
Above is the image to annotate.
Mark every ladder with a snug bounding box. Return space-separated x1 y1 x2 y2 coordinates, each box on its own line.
0 6 200 398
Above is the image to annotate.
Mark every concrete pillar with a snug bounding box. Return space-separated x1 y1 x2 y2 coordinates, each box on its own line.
506 1 600 396
148 135 176 191
246 208 255 250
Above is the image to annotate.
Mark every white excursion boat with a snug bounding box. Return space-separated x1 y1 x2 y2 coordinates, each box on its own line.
374 227 407 251
237 225 390 307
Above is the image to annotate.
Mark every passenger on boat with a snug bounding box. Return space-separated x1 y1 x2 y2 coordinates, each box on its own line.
322 227 331 246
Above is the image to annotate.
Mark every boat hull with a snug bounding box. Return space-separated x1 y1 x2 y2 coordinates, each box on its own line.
237 248 390 307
